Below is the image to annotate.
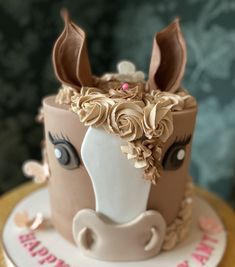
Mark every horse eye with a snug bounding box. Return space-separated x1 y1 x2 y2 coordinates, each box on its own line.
163 135 191 171
49 132 80 170
163 144 186 170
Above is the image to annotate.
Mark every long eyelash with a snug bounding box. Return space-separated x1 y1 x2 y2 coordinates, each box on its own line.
48 131 70 145
60 132 69 141
174 134 192 146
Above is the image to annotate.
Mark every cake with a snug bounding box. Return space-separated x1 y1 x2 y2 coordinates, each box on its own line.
23 9 199 262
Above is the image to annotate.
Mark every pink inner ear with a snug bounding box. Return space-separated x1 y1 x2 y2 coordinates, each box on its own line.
52 9 93 90
148 19 187 93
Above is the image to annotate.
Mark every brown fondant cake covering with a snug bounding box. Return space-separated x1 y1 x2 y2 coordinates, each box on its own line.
23 9 198 262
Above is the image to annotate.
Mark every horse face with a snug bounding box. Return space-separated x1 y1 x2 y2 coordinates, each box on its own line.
43 95 197 243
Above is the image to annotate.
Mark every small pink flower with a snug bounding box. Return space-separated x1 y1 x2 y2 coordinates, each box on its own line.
198 216 223 234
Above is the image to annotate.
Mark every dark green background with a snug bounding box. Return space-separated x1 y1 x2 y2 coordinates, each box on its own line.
0 0 235 206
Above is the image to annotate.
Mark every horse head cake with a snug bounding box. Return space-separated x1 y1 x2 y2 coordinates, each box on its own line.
24 10 197 262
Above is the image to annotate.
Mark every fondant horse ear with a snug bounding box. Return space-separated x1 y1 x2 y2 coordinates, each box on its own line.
52 9 93 90
148 18 186 93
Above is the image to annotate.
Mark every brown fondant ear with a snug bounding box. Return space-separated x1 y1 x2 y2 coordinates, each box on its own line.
148 18 186 93
52 9 93 90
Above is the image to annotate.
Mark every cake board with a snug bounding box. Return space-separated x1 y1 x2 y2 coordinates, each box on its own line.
0 184 230 267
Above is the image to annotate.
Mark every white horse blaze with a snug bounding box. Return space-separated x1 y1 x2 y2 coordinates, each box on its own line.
81 127 151 223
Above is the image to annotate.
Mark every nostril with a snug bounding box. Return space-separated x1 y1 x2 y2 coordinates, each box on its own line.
144 227 159 252
78 227 94 250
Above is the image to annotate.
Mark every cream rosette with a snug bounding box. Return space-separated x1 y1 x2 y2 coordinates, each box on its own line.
177 89 197 109
144 89 197 111
107 102 144 142
56 84 77 105
154 90 197 111
71 89 115 127
143 103 173 142
109 83 144 100
154 91 185 111
80 86 105 96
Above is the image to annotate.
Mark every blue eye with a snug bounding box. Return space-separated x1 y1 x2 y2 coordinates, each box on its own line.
48 132 80 169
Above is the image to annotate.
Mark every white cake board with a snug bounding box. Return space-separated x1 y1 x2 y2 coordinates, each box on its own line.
2 188 226 267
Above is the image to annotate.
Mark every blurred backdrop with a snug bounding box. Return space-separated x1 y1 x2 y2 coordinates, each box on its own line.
0 0 235 206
